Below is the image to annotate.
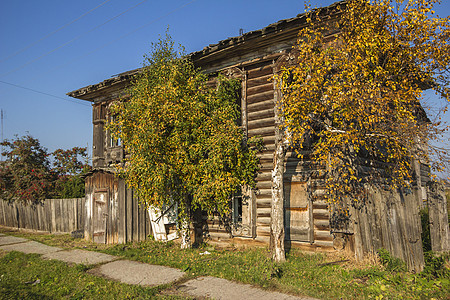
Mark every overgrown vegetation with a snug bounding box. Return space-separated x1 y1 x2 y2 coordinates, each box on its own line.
420 207 432 252
377 249 407 273
0 135 91 202
419 206 450 280
5 229 449 299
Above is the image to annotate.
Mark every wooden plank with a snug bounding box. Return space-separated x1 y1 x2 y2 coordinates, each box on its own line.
132 192 138 242
20 203 26 229
36 204 41 231
248 126 275 138
247 99 275 113
67 199 73 232
145 207 151 239
247 82 273 96
27 204 33 230
8 201 14 227
78 198 83 230
85 193 92 241
126 188 133 243
403 191 424 272
247 65 273 79
247 74 273 88
118 180 125 243
248 108 274 121
56 199 62 232
0 201 5 226
247 91 274 104
1 201 6 226
3 201 9 227
110 181 117 244
137 203 141 242
30 204 36 230
248 116 274 130
40 203 46 231
43 201 48 231
62 199 68 233
50 200 55 232
13 202 19 228
428 182 450 252
351 205 364 260
32 204 38 230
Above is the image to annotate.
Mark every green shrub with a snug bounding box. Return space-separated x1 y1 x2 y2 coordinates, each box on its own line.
377 248 407 272
422 251 449 279
419 207 432 252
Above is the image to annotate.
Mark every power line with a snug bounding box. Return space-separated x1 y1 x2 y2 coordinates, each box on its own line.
0 0 113 63
1 0 149 78
31 0 198 77
0 80 91 107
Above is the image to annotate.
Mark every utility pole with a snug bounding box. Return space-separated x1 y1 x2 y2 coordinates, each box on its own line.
1 109 3 162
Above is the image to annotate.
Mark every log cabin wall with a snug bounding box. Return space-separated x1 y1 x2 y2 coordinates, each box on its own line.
200 57 333 248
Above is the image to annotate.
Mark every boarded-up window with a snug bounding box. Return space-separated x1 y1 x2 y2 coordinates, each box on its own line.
284 181 312 242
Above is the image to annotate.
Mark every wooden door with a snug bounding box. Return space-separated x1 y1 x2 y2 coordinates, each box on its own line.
93 190 108 244
284 181 313 242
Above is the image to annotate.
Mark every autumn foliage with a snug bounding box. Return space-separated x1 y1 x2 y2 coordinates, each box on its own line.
0 135 90 202
278 0 449 209
108 34 261 219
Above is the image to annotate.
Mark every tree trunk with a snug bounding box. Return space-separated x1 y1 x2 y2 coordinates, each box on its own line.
180 197 191 249
270 77 286 262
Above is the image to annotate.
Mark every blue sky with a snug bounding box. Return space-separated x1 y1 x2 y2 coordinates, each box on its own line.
0 0 449 175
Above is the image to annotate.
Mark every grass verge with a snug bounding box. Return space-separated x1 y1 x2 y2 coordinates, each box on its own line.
2 228 449 299
0 250 186 299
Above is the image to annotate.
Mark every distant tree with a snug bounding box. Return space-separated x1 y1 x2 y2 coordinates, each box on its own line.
0 135 91 201
52 147 91 199
0 135 55 202
278 0 449 219
108 33 261 248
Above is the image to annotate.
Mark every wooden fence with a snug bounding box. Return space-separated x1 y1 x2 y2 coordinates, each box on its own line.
427 182 450 252
342 187 424 272
0 198 85 234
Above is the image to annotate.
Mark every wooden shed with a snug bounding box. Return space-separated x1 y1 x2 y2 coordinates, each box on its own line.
84 170 151 244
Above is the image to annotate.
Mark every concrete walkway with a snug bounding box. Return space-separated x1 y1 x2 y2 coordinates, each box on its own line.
0 234 313 299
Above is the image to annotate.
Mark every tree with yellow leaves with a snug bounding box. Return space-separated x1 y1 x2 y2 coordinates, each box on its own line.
108 33 261 248
277 0 449 236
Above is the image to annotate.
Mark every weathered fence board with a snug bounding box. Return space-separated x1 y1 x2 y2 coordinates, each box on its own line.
348 187 425 272
427 182 450 252
0 198 85 234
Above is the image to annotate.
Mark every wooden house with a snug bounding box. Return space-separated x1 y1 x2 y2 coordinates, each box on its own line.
68 1 444 271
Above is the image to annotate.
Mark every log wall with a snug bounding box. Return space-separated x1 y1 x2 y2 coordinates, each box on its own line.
0 198 85 234
205 58 333 248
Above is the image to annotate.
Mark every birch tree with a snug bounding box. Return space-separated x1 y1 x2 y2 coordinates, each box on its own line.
108 34 261 248
278 0 449 221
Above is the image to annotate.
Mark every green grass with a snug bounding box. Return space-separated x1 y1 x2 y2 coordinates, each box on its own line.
2 229 449 299
0 251 185 299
